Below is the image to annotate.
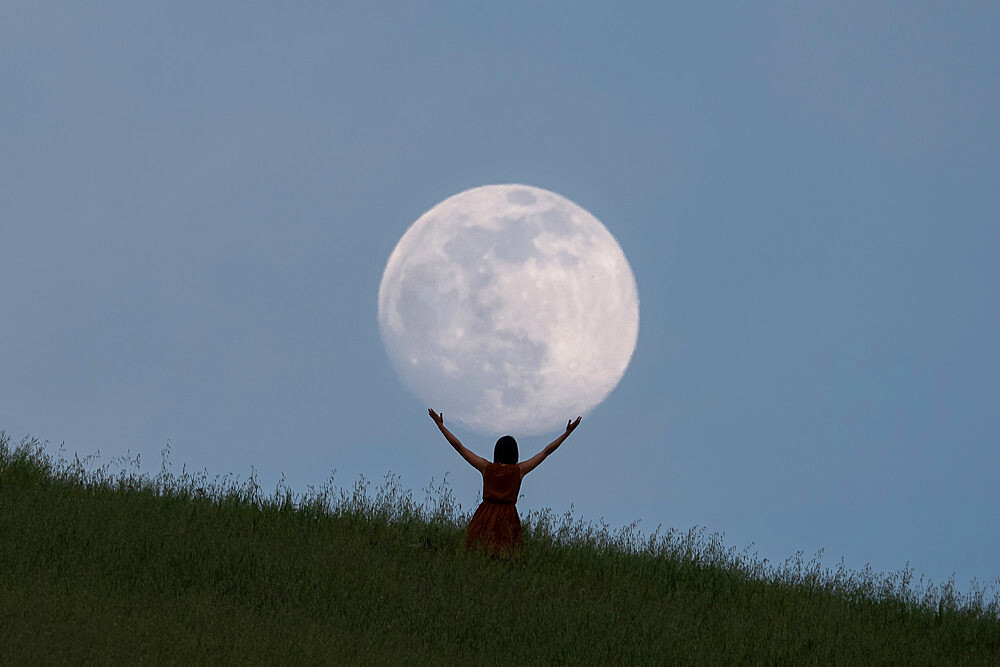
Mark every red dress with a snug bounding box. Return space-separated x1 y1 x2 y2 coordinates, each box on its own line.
466 463 523 555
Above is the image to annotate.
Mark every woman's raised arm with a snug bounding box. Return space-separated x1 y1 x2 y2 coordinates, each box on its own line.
428 409 489 473
519 417 581 477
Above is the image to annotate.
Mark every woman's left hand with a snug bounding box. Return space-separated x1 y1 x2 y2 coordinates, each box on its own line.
428 408 444 426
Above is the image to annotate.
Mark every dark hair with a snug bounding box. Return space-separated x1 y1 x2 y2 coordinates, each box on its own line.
494 435 518 465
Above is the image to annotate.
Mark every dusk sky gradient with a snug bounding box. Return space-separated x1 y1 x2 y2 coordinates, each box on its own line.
3 3 998 592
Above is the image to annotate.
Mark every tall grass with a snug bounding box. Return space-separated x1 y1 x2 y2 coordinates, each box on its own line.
2 430 998 664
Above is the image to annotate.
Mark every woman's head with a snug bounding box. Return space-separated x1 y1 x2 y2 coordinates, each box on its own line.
494 435 518 464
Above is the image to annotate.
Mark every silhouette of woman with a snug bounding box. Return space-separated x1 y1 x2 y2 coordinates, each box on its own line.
428 408 581 556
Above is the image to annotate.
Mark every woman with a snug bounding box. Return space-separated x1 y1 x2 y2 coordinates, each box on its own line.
428 408 581 555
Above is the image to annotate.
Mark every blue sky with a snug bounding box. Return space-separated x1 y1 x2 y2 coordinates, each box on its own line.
3 3 998 591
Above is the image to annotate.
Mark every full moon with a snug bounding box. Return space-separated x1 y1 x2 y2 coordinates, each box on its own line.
378 184 639 435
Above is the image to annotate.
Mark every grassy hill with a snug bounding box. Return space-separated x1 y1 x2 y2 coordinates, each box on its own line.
2 430 998 664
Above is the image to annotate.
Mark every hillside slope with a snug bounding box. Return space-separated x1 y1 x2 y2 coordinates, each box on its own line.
2 432 998 664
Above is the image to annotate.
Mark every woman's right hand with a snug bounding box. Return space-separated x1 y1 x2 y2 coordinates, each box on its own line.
428 408 444 426
565 416 581 434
